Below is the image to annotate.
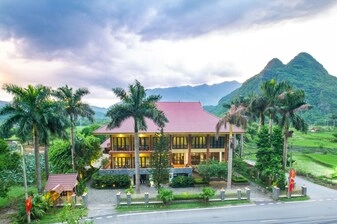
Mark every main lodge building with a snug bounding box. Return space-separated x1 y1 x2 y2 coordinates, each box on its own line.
94 102 245 183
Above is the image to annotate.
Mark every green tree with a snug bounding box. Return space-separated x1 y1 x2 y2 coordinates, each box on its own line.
196 160 228 182
255 126 284 186
54 85 95 171
278 89 311 170
249 94 268 132
260 79 291 135
0 84 64 193
49 133 101 178
0 139 21 198
106 80 168 194
150 129 170 191
216 103 247 190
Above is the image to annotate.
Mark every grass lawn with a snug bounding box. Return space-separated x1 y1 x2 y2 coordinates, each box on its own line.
116 199 250 213
32 206 88 224
0 186 36 209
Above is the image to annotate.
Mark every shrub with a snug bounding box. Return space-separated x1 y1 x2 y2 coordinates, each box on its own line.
124 185 134 194
170 175 194 188
91 173 130 189
199 187 216 202
76 179 87 196
173 193 202 200
157 188 173 204
15 194 51 223
232 174 249 184
194 177 209 185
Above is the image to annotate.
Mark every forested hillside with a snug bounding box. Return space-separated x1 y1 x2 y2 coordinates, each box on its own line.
205 52 337 125
147 81 241 106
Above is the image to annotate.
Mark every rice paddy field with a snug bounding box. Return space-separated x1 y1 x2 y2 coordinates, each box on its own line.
244 127 337 184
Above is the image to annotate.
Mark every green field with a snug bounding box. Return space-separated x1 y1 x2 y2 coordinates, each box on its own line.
290 130 337 150
292 153 335 178
305 154 337 168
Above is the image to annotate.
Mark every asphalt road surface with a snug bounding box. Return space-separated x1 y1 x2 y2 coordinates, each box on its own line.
86 176 337 224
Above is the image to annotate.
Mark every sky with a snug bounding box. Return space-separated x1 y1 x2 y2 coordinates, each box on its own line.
1 0 337 108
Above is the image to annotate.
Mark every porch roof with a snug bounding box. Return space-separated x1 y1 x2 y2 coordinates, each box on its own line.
94 102 245 135
44 174 78 192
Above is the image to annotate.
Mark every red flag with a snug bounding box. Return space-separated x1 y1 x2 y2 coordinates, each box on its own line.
25 196 33 213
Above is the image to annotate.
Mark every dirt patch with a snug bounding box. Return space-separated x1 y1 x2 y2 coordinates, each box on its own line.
0 208 16 224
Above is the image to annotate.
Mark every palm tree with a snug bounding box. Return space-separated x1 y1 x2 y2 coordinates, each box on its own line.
216 103 247 189
278 89 311 170
38 105 68 179
261 79 291 135
106 80 168 194
54 85 94 171
0 84 63 193
249 94 268 132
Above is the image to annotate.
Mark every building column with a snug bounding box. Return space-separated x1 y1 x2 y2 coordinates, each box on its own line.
110 135 114 168
188 135 191 166
206 135 210 161
129 135 133 151
110 152 114 169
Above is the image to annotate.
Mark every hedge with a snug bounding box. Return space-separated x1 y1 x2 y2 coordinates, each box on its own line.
91 173 131 189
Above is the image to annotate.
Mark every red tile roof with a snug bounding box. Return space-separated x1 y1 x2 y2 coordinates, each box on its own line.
94 102 244 135
100 138 110 148
44 174 78 192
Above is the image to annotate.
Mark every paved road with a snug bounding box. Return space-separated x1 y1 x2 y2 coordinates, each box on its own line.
85 176 337 223
294 175 337 200
86 181 272 218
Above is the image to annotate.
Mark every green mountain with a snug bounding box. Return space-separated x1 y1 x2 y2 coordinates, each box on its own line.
0 100 108 124
147 81 241 106
205 52 337 125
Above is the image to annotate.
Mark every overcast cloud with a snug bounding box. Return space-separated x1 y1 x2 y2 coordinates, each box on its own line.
1 0 337 107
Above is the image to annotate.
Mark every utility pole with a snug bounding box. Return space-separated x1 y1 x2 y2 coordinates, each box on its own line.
17 142 30 223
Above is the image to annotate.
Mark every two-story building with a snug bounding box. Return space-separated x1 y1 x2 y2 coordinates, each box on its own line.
94 102 245 183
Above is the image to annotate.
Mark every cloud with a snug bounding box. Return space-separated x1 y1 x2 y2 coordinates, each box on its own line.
1 0 336 53
1 0 337 107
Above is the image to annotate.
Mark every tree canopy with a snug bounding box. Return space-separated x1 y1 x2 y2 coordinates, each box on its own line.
106 79 168 194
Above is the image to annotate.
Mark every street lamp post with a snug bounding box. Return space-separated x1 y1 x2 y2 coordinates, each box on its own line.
17 143 31 223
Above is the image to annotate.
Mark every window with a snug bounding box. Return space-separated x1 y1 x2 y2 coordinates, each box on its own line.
114 157 131 168
140 157 150 168
191 136 206 148
113 137 130 151
191 153 206 165
172 136 187 149
139 137 150 151
210 136 225 148
171 153 185 165
210 152 220 161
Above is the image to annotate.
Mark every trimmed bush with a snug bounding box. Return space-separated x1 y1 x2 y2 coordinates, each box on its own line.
232 174 249 184
194 177 209 185
173 193 202 200
170 175 194 188
91 173 130 189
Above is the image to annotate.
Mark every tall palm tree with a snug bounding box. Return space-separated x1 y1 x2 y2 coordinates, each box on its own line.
216 103 247 190
38 105 68 179
0 84 64 193
54 85 94 171
261 79 291 135
106 80 168 194
278 89 311 170
249 94 268 132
